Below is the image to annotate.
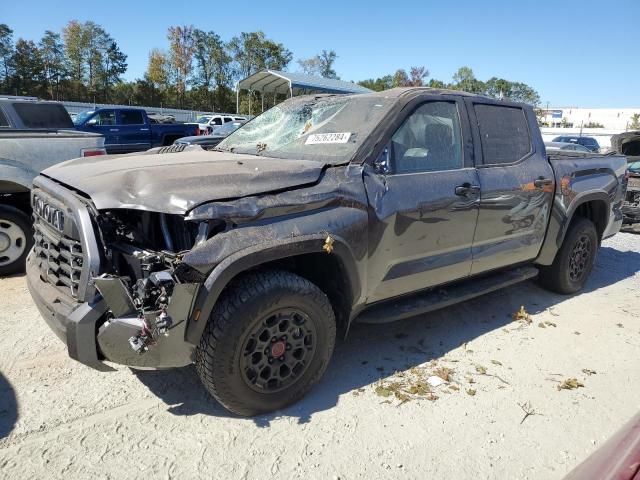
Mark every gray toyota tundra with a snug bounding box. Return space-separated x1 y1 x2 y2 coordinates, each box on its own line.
26 88 628 416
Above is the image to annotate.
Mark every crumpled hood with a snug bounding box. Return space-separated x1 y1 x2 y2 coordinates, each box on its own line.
42 148 326 214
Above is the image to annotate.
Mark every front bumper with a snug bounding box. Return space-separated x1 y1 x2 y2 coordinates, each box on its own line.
26 250 112 371
27 250 199 370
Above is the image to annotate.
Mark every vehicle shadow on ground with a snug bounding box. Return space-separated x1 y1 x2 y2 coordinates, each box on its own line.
133 245 640 427
0 371 18 439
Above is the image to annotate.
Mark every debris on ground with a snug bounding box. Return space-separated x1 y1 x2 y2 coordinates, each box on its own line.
475 365 487 374
427 376 446 388
518 401 542 424
513 306 533 325
581 369 597 376
490 360 502 366
433 366 455 382
547 307 560 317
557 378 585 391
466 388 477 396
373 367 440 404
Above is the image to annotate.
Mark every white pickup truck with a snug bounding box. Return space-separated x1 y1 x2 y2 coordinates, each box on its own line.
0 99 106 275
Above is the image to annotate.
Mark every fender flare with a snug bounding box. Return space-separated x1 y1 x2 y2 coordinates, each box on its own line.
184 233 361 345
536 190 611 265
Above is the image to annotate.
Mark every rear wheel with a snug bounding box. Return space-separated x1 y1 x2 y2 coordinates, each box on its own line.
195 270 336 416
0 205 33 276
538 217 598 294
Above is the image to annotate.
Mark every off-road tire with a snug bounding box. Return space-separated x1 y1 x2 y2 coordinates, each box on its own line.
195 270 336 416
538 216 598 294
0 205 33 276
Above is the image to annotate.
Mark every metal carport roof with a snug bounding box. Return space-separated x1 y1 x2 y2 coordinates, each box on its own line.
236 69 372 113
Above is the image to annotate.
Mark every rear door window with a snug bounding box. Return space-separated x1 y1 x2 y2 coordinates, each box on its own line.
474 104 531 164
119 110 144 125
211 117 223 125
12 103 74 129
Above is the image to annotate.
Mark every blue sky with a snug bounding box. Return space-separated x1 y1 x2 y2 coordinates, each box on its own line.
2 0 638 107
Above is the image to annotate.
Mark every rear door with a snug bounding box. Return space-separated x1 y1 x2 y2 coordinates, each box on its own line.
465 100 554 274
117 110 150 152
365 97 481 303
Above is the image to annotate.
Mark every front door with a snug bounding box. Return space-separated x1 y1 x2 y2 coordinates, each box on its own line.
365 99 480 304
86 110 118 151
465 100 555 274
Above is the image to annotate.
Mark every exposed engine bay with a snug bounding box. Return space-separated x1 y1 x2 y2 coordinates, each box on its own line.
90 209 211 363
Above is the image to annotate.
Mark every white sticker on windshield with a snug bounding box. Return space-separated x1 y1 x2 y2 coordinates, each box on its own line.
305 132 351 145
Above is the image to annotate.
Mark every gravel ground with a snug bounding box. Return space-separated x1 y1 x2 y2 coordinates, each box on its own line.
0 233 639 480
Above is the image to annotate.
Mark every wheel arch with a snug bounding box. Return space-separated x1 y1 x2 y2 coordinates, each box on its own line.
536 191 610 265
185 234 361 345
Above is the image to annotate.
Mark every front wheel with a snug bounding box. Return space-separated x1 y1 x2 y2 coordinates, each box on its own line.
538 216 598 294
195 270 336 416
0 205 33 276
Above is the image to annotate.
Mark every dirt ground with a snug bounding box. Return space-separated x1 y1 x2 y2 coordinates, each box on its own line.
1 233 639 480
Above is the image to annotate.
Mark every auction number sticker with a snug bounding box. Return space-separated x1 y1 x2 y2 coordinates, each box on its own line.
305 132 352 144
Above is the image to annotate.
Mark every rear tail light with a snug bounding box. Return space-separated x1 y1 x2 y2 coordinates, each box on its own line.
81 148 107 157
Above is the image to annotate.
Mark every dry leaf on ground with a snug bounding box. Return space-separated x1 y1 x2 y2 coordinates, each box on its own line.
513 306 532 324
557 378 585 390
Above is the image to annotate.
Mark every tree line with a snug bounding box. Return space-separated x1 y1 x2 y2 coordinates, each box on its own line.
0 21 541 114
358 65 540 106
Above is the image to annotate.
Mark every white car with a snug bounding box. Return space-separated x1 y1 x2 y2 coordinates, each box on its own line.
196 114 248 134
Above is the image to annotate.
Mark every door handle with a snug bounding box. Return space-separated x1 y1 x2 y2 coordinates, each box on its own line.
534 178 553 188
109 128 119 132
140 128 149 131
455 184 481 196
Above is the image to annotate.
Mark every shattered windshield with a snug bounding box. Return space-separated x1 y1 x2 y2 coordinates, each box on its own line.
216 94 394 163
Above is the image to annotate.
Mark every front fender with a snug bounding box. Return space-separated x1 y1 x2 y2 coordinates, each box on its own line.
184 233 361 345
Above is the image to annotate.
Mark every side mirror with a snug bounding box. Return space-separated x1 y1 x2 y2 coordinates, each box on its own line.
86 118 97 126
373 145 390 174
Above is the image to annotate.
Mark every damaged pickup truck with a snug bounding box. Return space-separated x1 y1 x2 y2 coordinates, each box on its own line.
27 88 627 416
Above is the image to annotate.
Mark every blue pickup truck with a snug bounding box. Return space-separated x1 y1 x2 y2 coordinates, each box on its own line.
74 107 197 154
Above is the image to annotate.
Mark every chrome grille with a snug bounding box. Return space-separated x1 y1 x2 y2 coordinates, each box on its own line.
33 222 84 298
31 184 96 301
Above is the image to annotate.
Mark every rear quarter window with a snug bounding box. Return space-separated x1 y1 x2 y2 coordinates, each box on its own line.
12 103 74 129
475 104 531 164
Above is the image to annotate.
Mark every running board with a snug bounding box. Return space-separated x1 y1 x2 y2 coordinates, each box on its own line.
355 266 539 324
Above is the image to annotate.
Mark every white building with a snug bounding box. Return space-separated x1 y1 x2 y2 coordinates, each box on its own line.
540 107 640 130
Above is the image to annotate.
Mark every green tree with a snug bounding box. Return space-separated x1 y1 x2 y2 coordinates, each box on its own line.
62 20 86 83
11 39 45 96
450 66 485 94
0 24 15 90
357 75 393 92
39 31 66 99
167 25 195 107
298 50 338 79
485 77 540 105
228 31 292 79
100 41 127 101
192 29 232 110
428 78 446 88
